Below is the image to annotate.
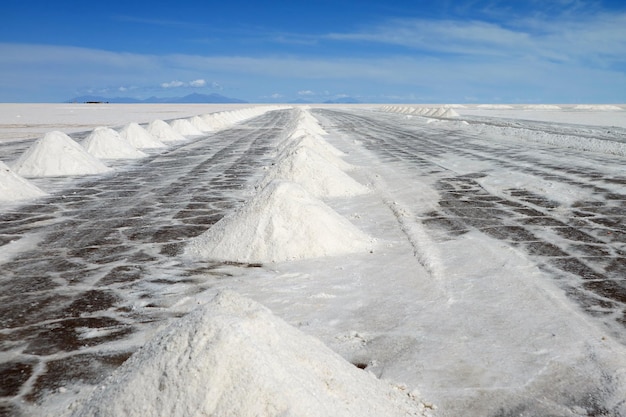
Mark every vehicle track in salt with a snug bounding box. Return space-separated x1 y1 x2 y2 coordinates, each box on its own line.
316 109 626 341
0 108 297 416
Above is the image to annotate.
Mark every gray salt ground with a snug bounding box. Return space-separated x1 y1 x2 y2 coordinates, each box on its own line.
0 107 625 417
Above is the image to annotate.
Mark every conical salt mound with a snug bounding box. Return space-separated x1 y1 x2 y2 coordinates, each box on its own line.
281 134 347 161
262 146 368 198
11 131 111 177
187 115 214 132
81 127 147 159
72 291 430 417
146 120 186 142
0 161 47 202
169 119 203 136
119 123 167 149
185 180 374 263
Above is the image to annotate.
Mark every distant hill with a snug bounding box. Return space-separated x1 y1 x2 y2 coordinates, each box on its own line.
67 93 247 104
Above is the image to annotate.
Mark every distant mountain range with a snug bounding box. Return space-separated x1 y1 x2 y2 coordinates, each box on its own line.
67 93 247 104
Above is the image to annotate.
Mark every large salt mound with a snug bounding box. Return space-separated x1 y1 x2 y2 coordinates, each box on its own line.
81 127 147 159
11 131 111 177
185 180 374 263
263 146 368 198
72 291 430 417
146 120 186 142
119 123 167 149
0 161 47 202
170 119 204 136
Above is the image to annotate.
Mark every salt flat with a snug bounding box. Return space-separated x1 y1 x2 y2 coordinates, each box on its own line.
0 104 625 417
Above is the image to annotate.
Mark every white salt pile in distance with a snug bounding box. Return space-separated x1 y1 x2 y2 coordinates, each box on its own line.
185 180 374 263
0 161 47 202
187 115 214 133
118 122 167 149
169 119 204 136
71 291 432 417
11 131 112 177
261 145 369 198
146 120 186 142
81 127 147 159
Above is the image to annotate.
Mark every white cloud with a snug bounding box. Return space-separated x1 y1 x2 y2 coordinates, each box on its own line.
161 80 185 88
298 90 315 96
271 93 283 98
189 79 206 87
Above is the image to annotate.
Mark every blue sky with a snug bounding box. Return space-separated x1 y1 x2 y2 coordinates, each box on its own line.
1 0 625 103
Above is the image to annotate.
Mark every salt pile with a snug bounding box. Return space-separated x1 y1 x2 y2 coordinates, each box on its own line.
81 127 147 159
146 120 186 142
0 161 47 202
187 115 214 133
281 135 351 170
381 106 459 118
119 123 167 149
574 104 623 111
72 291 431 417
169 119 204 136
185 180 374 263
11 131 111 177
262 146 368 198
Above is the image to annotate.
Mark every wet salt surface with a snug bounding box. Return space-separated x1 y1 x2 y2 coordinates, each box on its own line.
1 106 625 416
317 108 626 338
0 109 295 416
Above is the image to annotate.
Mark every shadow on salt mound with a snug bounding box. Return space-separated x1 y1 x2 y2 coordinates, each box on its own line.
11 131 111 177
146 120 186 142
0 161 47 202
72 291 430 417
169 119 204 136
185 181 374 263
119 123 167 149
262 146 368 198
81 127 147 159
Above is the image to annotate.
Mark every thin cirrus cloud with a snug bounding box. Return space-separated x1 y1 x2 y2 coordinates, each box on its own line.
325 12 626 67
161 79 206 88
0 3 625 103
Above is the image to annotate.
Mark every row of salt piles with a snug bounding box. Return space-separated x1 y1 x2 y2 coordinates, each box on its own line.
185 107 375 263
0 106 284 203
381 105 459 118
73 111 432 417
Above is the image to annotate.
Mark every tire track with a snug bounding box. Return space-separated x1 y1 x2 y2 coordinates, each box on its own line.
316 108 626 340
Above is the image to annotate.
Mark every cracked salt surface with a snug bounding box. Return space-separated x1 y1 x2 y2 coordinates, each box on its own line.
1 105 625 417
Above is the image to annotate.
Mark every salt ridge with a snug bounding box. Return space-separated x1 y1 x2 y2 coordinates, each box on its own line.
11 131 112 177
81 127 147 159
